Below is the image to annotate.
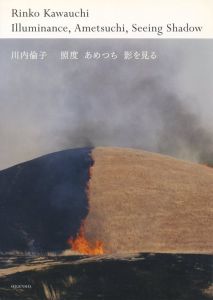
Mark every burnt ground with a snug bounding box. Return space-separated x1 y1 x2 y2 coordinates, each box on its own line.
0 147 212 254
0 148 93 252
0 147 212 299
0 253 212 300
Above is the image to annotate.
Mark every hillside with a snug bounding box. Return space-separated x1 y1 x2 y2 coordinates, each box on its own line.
0 148 92 252
0 147 212 254
85 147 213 254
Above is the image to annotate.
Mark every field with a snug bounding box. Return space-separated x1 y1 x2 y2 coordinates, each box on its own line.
85 147 213 254
0 147 212 299
0 253 212 300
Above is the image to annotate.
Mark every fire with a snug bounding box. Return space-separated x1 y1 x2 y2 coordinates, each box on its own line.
67 161 104 255
67 224 104 255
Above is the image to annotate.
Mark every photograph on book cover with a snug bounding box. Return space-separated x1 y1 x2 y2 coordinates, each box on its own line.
0 38 212 299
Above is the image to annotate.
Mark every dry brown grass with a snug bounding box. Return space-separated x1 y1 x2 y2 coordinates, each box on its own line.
42 282 61 300
202 283 213 298
85 147 213 254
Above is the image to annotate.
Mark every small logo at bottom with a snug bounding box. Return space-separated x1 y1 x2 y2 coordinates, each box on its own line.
11 284 32 289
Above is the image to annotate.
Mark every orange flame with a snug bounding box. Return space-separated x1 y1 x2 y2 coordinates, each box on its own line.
67 162 104 255
67 225 104 255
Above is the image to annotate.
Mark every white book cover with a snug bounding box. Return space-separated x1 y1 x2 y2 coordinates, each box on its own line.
0 1 212 299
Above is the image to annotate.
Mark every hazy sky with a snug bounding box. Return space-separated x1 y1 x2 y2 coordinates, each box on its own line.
0 39 213 169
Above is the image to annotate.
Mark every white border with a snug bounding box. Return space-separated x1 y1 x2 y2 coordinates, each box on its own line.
0 0 213 38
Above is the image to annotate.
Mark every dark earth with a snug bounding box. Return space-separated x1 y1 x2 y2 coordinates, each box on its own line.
0 148 93 252
0 253 212 300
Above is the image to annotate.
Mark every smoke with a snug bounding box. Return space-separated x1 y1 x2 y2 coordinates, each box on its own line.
0 39 213 169
154 94 213 163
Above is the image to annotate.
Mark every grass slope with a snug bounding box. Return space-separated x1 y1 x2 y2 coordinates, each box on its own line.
85 147 213 254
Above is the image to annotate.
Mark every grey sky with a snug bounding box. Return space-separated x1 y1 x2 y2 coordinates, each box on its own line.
0 39 213 169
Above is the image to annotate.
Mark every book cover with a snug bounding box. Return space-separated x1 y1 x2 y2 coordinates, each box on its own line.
0 1 212 299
